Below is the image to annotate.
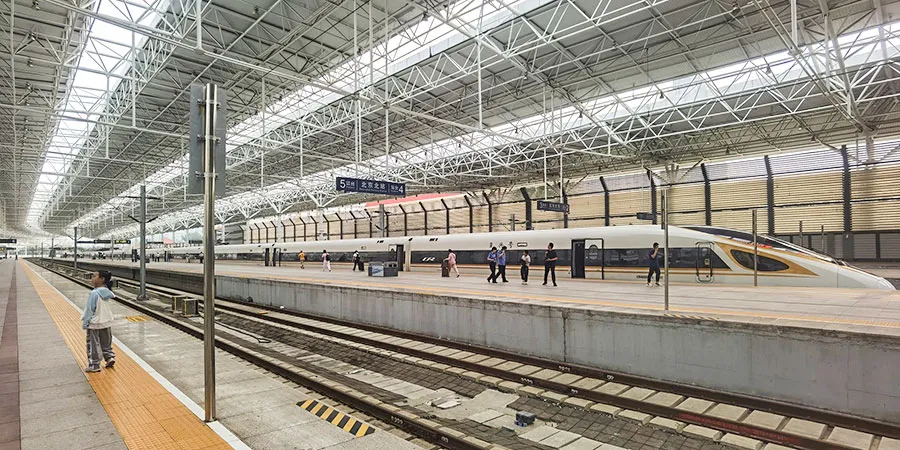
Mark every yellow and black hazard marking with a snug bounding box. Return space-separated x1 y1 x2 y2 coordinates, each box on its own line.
664 314 718 321
298 399 375 437
124 315 148 322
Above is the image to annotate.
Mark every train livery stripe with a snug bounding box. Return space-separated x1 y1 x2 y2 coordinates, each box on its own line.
297 399 375 437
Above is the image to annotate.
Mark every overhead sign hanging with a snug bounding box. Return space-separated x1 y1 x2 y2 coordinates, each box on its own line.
336 177 406 196
537 200 569 214
0 239 17 244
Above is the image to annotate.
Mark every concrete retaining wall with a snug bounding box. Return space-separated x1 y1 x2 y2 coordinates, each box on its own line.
51 259 900 422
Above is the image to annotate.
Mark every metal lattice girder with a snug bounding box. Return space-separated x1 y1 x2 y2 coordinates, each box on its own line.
10 0 900 238
37 0 203 229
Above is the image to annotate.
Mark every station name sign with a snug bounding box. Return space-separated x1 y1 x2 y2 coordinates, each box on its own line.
76 239 131 244
0 239 16 244
336 177 406 196
536 200 570 214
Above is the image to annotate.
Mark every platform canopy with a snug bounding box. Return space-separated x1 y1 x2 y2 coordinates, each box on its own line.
1 0 899 238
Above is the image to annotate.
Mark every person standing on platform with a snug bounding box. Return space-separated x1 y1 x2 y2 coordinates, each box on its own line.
444 249 460 278
486 247 498 283
543 243 558 287
278 249 283 267
82 271 116 373
322 250 332 272
493 246 509 283
299 250 306 269
520 250 531 285
647 242 661 287
352 251 361 271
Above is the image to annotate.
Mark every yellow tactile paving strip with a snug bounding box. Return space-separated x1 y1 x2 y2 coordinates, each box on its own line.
20 263 231 450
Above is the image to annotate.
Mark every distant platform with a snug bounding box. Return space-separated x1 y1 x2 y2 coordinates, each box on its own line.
53 258 900 333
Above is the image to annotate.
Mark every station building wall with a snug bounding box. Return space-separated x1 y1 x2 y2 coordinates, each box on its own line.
243 146 900 261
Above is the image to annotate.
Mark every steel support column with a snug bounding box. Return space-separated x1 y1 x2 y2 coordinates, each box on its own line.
600 177 610 227
764 156 775 235
648 169 657 225
398 205 408 235
483 193 493 232
464 196 473 233
441 199 450 235
520 187 533 230
841 145 854 260
420 202 428 236
701 163 712 226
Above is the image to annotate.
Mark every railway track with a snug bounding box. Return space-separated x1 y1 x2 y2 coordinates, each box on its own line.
36 260 900 450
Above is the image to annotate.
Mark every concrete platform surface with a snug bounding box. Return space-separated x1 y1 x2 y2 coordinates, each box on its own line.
59 259 900 333
21 261 424 450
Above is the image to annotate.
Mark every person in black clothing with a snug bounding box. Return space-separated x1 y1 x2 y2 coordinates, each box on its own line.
493 246 509 283
647 242 661 286
278 249 283 267
543 243 558 286
486 247 498 283
352 250 362 271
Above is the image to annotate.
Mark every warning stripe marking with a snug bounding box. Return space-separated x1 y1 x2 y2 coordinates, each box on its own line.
664 313 719 321
298 399 375 437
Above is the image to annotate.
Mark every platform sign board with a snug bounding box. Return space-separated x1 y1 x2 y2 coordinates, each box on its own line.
336 177 406 196
0 239 16 244
76 239 131 244
537 200 569 214
188 84 227 197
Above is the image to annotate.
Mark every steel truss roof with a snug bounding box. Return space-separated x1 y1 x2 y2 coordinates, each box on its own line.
1 0 900 240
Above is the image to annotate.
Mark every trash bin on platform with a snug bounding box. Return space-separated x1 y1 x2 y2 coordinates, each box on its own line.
383 262 399 277
441 260 450 277
368 262 385 277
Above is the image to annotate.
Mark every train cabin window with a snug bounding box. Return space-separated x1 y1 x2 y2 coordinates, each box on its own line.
376 240 384 243
729 250 789 272
429 238 438 241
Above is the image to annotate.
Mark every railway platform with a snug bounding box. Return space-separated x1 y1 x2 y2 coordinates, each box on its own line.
43 258 900 424
2 258 426 450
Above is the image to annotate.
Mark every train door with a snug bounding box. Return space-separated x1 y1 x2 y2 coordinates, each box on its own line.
264 248 270 266
571 240 585 278
695 242 714 283
389 244 406 271
571 239 605 279
586 239 605 280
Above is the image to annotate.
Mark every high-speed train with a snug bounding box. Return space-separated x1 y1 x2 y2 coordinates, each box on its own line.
144 225 895 290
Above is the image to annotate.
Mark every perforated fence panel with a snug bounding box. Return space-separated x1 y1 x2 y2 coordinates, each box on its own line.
881 233 900 259
855 233 878 259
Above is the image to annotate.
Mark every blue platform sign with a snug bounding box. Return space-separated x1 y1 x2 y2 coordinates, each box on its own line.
537 200 570 214
336 177 406 196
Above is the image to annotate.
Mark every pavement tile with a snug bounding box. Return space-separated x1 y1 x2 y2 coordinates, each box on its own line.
649 417 685 432
741 411 785 430
782 418 826 440
720 433 763 450
682 424 723 441
594 382 628 396
674 398 715 414
618 387 655 401
827 427 873 450
707 404 749 421
561 437 602 450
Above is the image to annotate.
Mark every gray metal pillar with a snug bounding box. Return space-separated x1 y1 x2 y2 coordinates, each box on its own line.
752 209 758 287
379 204 387 238
138 184 148 301
201 84 219 422
662 189 669 310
